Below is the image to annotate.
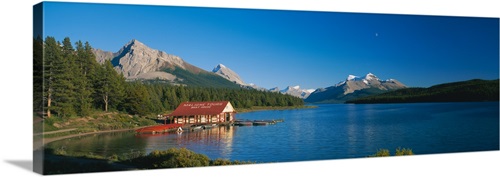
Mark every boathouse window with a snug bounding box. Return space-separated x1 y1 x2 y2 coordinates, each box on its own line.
189 115 195 123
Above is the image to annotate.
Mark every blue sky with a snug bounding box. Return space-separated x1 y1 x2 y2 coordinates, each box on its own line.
43 2 499 89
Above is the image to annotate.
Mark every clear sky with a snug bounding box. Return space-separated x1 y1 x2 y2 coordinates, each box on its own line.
43 2 499 89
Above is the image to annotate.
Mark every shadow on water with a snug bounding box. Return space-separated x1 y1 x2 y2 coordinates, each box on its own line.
5 160 32 172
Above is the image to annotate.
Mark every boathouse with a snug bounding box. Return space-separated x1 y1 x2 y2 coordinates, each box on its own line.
167 101 236 124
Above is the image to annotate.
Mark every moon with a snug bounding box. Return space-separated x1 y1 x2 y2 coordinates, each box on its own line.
375 33 379 37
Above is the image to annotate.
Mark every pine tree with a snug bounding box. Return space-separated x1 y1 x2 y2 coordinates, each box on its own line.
34 36 44 114
96 60 126 112
42 36 60 118
51 37 78 118
124 82 151 116
73 40 94 116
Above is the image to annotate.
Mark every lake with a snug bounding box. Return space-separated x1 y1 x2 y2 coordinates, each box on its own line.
45 102 499 163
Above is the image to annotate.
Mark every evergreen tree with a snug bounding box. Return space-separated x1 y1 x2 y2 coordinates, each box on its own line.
73 40 94 116
96 60 125 112
42 37 60 118
124 82 151 116
34 36 44 115
51 37 78 118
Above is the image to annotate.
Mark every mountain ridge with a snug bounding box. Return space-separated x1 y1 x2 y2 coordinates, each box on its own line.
93 39 240 88
346 79 499 103
306 73 406 103
212 64 245 85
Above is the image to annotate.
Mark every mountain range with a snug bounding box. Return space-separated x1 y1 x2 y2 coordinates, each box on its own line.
93 39 317 97
92 39 405 100
305 73 407 103
93 39 240 88
211 63 315 98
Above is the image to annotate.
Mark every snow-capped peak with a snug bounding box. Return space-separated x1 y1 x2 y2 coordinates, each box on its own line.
347 75 360 81
364 73 379 81
212 64 226 72
305 89 316 93
212 63 245 85
278 85 315 99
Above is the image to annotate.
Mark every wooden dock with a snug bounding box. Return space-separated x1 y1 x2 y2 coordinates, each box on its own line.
233 119 284 126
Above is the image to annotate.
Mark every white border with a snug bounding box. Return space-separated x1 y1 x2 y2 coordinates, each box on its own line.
0 0 498 177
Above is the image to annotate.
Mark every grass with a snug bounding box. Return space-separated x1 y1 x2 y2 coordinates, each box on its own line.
40 111 158 138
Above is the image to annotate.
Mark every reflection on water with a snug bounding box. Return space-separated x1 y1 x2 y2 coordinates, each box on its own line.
46 125 235 160
140 125 235 159
46 102 499 163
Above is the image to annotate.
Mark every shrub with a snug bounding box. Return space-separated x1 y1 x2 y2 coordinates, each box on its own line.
130 148 210 169
369 147 414 157
210 158 233 166
395 147 414 156
53 146 67 155
370 149 391 157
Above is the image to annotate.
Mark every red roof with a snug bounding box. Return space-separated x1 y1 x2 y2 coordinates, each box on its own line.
168 101 234 116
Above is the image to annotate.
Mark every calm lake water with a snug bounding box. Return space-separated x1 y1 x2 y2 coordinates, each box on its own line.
46 102 499 162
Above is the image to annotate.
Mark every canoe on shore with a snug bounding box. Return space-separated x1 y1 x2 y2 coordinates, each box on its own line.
135 124 183 134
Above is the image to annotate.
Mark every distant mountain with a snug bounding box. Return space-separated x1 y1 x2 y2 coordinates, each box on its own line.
269 87 280 92
305 73 406 103
209 64 315 97
346 79 499 104
279 86 316 99
93 39 240 88
212 64 245 85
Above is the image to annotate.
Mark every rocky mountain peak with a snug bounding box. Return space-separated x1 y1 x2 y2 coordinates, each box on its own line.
212 64 227 72
92 39 197 81
305 73 407 103
212 63 245 85
279 85 316 99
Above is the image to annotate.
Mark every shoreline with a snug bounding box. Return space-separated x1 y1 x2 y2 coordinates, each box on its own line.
37 105 316 146
237 105 317 113
40 127 145 146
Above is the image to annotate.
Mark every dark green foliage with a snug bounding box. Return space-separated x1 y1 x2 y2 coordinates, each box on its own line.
45 36 78 118
33 36 44 113
123 83 305 113
347 79 499 104
95 60 126 112
123 82 151 116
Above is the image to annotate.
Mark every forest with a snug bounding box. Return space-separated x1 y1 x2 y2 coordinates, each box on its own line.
33 37 304 119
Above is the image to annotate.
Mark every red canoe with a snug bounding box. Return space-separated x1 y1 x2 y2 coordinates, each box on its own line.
135 124 183 134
